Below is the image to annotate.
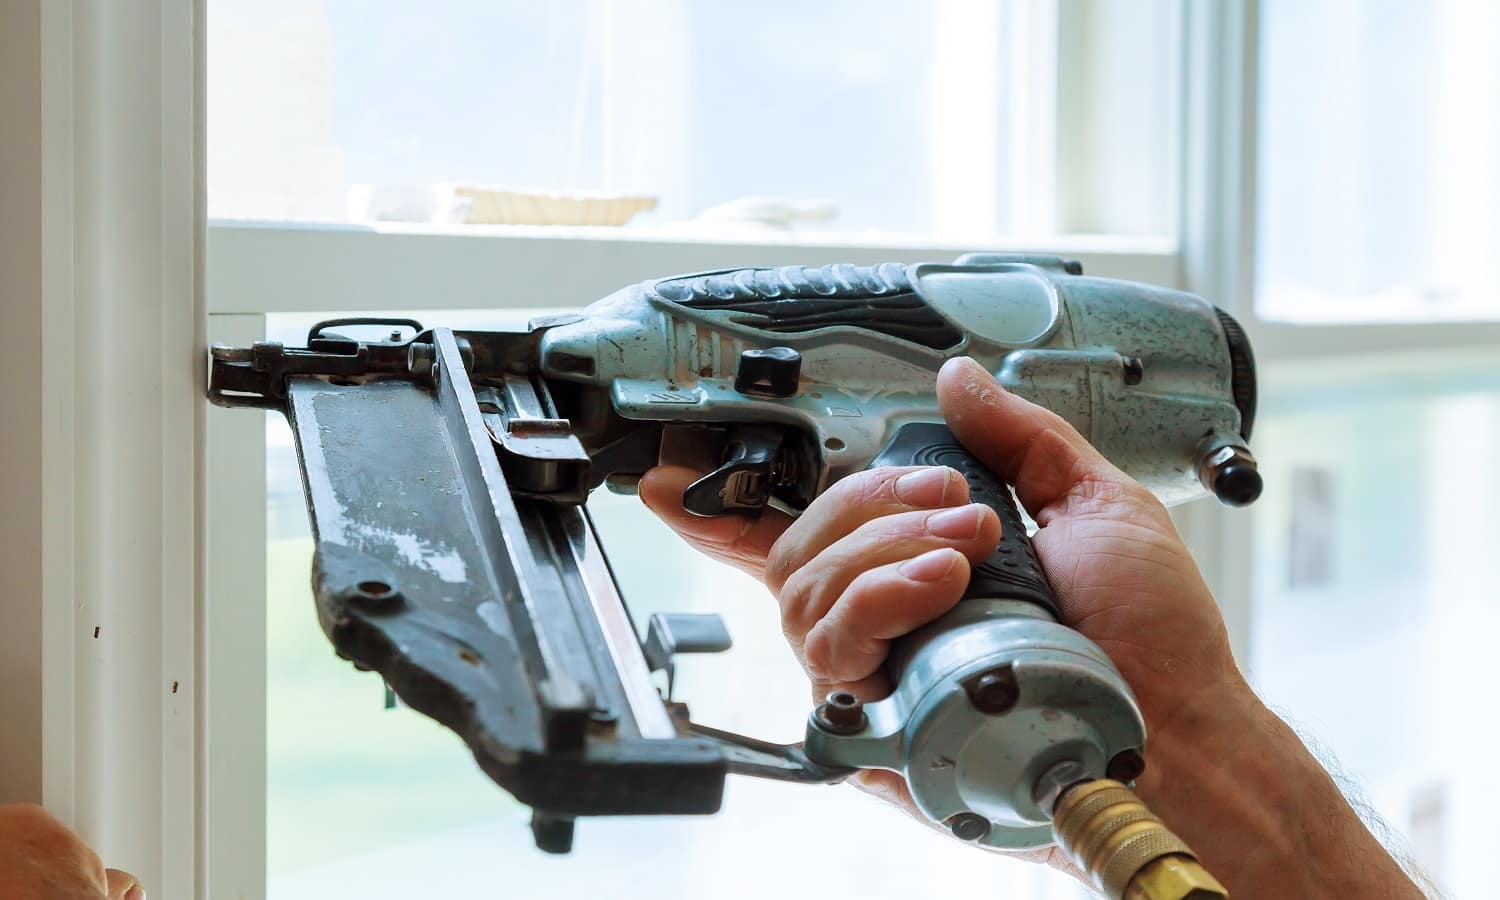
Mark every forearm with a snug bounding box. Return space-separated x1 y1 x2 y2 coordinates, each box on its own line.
1135 679 1424 899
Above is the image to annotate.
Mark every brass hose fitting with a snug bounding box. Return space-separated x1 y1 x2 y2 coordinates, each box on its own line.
1051 779 1228 900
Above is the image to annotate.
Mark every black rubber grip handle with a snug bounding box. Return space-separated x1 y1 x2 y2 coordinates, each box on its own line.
870 422 1059 617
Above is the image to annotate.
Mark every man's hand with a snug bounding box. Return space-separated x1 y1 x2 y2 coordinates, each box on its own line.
641 357 1236 833
641 357 1426 898
0 804 143 900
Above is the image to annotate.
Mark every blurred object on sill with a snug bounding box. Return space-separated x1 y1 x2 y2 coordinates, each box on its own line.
348 183 657 226
456 186 656 226
346 184 465 224
685 196 837 232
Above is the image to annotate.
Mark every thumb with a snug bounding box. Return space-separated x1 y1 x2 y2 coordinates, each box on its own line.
936 357 1128 521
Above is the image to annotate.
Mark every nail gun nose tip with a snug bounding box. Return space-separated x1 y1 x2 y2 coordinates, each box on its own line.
1213 463 1263 506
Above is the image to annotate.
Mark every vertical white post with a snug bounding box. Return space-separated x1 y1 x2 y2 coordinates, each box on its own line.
1178 0 1260 669
205 314 268 900
0 0 206 894
1425 394 1499 898
1055 0 1184 237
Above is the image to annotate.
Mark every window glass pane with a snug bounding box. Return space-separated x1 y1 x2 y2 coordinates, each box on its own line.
1256 1 1500 321
1248 353 1500 897
262 312 1092 898
209 0 1178 240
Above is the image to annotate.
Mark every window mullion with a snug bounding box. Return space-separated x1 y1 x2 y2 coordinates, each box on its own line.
205 313 269 900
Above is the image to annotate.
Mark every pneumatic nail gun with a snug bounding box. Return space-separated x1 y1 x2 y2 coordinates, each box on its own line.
209 254 1257 899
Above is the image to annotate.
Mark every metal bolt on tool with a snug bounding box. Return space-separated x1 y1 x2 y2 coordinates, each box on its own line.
812 690 867 735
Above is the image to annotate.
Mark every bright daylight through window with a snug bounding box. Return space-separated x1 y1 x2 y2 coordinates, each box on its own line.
1256 0 1500 321
209 0 1178 240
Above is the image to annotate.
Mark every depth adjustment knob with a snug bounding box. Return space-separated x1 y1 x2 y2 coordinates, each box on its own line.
1196 439 1263 507
734 346 802 398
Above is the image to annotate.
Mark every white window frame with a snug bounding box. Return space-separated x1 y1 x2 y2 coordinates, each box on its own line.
12 1 204 898
1171 0 1500 667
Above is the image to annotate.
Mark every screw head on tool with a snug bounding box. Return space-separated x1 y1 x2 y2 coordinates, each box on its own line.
945 812 991 842
813 690 867 735
966 665 1019 714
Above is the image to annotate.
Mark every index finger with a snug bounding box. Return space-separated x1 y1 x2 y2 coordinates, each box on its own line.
639 464 967 589
936 357 1129 521
763 465 967 594
639 465 794 579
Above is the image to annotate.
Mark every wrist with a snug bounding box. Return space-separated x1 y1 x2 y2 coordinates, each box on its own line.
1131 676 1422 899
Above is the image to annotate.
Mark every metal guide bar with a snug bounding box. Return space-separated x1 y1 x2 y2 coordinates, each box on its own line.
431 329 596 739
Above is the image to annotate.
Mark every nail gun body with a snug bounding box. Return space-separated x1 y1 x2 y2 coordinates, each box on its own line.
209 254 1258 865
537 253 1256 511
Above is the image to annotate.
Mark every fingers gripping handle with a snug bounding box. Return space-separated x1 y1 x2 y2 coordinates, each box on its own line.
870 423 1060 618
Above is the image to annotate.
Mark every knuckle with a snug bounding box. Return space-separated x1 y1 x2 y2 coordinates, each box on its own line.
843 564 895 604
803 617 881 684
852 468 902 506
821 468 898 515
1127 481 1165 511
763 537 799 592
776 568 821 638
1043 407 1077 435
1079 471 1151 507
780 617 808 660
867 512 928 543
801 627 837 682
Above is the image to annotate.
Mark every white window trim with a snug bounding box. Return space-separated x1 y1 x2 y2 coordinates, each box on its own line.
1173 0 1500 677
206 220 1180 315
206 314 268 900
9 1 205 897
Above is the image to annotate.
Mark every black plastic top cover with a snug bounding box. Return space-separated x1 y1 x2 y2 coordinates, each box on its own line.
649 263 964 350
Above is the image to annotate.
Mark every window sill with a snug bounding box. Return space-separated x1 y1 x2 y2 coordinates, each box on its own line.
206 219 1179 315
